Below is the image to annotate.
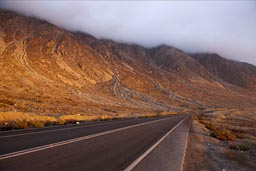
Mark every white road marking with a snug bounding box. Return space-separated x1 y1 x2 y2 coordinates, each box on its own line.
0 119 132 139
124 117 188 171
181 117 191 171
0 117 172 160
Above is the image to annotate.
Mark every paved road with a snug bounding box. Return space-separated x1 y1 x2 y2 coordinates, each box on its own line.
0 115 190 170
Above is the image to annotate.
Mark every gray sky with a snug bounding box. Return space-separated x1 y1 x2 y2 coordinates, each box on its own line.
1 1 256 65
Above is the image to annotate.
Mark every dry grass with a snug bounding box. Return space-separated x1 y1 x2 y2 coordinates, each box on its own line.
138 113 159 118
57 114 116 124
191 110 256 170
138 111 178 118
0 112 57 122
211 129 236 141
0 112 57 130
229 142 251 151
194 115 236 141
0 99 16 106
58 114 98 125
0 112 120 130
0 110 177 131
159 111 178 115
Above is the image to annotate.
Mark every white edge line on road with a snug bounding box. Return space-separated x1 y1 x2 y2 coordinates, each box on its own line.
181 116 191 171
124 116 188 171
0 117 171 160
0 119 132 139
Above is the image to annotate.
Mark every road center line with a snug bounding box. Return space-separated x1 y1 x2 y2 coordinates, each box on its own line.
0 117 172 160
124 117 188 171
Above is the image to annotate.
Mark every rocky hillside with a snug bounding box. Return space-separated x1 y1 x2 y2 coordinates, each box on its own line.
0 10 256 118
192 53 256 91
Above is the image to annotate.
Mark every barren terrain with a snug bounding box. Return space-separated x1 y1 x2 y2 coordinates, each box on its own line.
0 10 256 170
184 109 256 171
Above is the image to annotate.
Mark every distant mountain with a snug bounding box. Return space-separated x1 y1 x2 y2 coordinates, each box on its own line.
148 45 215 80
0 10 256 117
191 53 256 91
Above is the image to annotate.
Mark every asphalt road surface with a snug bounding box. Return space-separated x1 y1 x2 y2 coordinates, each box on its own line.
0 115 190 171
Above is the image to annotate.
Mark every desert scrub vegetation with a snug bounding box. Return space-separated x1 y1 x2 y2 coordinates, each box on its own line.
0 112 57 130
159 111 178 116
57 114 107 125
0 99 16 106
211 129 236 141
0 112 118 130
194 115 236 141
229 142 251 151
58 114 97 125
0 111 173 131
138 111 178 118
138 113 160 118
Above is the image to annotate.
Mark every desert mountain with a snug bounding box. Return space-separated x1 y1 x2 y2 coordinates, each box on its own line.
192 53 256 91
0 10 256 117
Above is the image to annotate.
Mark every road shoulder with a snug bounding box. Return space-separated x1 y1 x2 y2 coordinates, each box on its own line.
184 117 256 171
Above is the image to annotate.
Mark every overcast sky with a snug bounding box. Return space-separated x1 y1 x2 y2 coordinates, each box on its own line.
1 1 256 65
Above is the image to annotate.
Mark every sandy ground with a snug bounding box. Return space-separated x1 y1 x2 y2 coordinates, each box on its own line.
184 111 256 171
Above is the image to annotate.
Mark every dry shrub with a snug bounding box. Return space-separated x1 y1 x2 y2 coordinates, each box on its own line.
194 115 236 141
98 114 114 121
229 143 250 151
0 99 16 105
205 122 216 131
238 144 251 151
211 129 236 141
0 112 57 122
138 112 176 118
160 111 178 116
28 121 45 128
0 111 167 130
58 114 98 125
58 114 118 124
138 113 159 118
0 112 57 130
7 120 28 129
194 116 211 128
235 133 248 139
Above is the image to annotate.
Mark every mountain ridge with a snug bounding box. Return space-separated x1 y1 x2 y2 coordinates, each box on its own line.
0 10 256 117
191 53 256 91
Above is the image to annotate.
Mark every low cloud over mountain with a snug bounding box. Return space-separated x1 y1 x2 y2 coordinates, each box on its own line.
0 1 256 65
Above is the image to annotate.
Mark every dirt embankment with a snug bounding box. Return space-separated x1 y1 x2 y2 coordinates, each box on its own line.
184 109 256 171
